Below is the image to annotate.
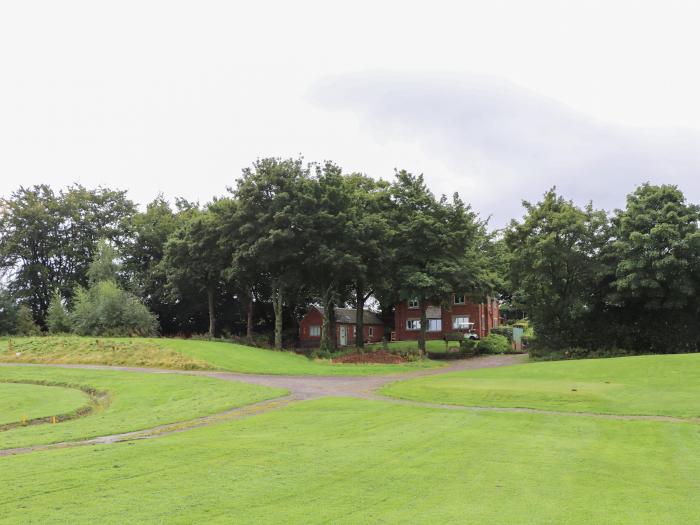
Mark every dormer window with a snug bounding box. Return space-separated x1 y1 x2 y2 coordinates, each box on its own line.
408 298 419 309
454 294 466 305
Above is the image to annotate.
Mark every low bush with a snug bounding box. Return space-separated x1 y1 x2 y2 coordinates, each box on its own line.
477 334 511 354
529 346 640 361
490 326 514 342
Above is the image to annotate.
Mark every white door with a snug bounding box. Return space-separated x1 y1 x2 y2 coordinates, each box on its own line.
339 326 347 346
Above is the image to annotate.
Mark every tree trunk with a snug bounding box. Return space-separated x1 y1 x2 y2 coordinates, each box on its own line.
418 298 427 357
207 286 216 339
320 286 336 352
272 285 283 350
355 288 365 349
245 290 254 344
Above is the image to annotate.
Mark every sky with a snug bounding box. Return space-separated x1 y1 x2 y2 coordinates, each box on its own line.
2 0 700 227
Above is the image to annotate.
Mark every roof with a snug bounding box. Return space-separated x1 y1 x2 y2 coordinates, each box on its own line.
316 306 383 325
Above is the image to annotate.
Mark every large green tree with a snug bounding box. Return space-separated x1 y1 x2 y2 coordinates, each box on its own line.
390 170 490 355
0 185 134 326
162 208 226 338
234 158 312 349
607 184 700 351
505 189 609 349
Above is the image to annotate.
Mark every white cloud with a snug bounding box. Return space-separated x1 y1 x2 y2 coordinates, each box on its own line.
310 71 700 226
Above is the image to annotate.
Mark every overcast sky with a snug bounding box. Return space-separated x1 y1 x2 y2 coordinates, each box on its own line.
2 0 700 227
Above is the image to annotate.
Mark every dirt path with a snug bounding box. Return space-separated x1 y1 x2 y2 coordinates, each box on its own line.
0 354 526 400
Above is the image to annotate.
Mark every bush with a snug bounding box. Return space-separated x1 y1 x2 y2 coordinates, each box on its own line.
477 334 511 354
71 281 158 337
389 346 421 361
529 346 637 361
490 326 514 342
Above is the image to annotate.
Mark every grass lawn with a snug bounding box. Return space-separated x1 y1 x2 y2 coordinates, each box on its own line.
381 353 700 417
0 366 285 450
1 397 699 524
151 338 442 375
0 337 443 375
0 382 90 426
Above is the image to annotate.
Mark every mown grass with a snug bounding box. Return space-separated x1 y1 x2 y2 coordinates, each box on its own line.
381 353 700 417
0 366 285 450
0 382 89 426
0 337 443 375
1 397 699 524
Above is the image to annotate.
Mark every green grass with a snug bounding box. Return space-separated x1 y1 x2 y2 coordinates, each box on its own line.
0 382 89 425
0 366 285 449
151 338 442 375
1 397 699 524
381 353 700 417
0 337 443 375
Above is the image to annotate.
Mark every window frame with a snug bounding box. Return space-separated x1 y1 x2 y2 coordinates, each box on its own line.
452 316 470 330
427 319 442 332
407 298 419 309
454 294 466 305
406 319 421 331
368 326 374 337
309 325 321 337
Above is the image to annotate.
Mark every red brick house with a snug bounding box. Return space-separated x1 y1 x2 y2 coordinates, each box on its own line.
393 294 500 341
299 306 384 347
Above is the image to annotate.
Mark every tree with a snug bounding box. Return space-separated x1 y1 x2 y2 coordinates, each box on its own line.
390 170 490 355
607 184 700 351
0 185 134 326
341 174 393 349
0 289 18 335
16 304 40 335
505 189 609 349
234 158 312 349
162 208 226 338
46 289 72 334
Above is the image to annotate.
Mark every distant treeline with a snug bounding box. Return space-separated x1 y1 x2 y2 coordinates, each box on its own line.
1 157 699 357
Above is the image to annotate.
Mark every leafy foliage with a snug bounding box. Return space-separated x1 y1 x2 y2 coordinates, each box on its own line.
46 290 72 334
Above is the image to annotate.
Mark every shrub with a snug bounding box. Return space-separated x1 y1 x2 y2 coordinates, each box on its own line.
71 282 158 337
490 326 514 342
46 290 72 334
477 334 511 354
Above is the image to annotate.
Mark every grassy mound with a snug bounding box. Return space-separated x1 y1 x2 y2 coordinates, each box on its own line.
0 337 443 376
0 337 209 369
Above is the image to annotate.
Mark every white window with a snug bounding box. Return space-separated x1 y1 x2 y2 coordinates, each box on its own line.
368 326 374 337
408 298 419 309
454 294 465 305
406 319 421 331
353 326 356 335
309 325 320 337
428 319 442 332
452 316 470 330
